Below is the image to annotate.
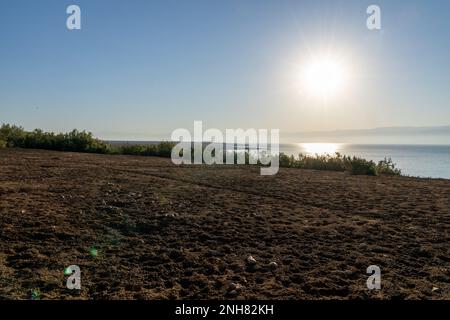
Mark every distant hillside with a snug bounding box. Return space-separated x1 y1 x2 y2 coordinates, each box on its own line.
284 126 450 144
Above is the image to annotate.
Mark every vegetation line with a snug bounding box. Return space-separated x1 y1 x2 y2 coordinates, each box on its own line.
0 124 401 176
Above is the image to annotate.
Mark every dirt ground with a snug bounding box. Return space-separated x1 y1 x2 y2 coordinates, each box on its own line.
0 148 448 300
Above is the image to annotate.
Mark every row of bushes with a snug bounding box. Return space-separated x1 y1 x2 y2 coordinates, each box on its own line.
116 141 175 157
1 123 401 176
0 124 175 156
279 152 401 176
0 124 111 153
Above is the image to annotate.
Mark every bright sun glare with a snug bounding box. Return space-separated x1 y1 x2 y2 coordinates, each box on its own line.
300 56 349 99
302 143 339 155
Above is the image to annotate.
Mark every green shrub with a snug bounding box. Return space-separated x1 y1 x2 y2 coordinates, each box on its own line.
279 153 295 167
279 152 346 172
0 139 7 149
377 157 402 176
0 124 26 147
346 156 378 176
279 152 401 176
115 141 176 157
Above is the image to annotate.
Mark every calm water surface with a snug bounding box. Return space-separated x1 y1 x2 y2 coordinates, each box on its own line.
281 144 450 179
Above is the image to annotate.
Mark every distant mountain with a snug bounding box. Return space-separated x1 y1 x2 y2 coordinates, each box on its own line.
284 126 450 144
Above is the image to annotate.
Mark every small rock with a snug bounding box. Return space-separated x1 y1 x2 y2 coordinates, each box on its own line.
268 261 278 270
432 287 440 293
164 213 176 218
228 282 243 293
227 290 238 297
246 255 257 265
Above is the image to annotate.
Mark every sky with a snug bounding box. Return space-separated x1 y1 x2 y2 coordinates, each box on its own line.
1 0 450 140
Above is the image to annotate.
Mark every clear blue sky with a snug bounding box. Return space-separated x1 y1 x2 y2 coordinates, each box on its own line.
1 0 449 140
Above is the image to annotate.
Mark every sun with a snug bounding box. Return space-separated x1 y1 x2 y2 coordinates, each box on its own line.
300 55 349 99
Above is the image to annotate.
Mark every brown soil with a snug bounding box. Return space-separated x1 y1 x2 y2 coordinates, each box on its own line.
0 148 448 300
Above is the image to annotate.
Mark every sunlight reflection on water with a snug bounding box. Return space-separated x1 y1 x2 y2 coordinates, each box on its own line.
300 143 340 155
